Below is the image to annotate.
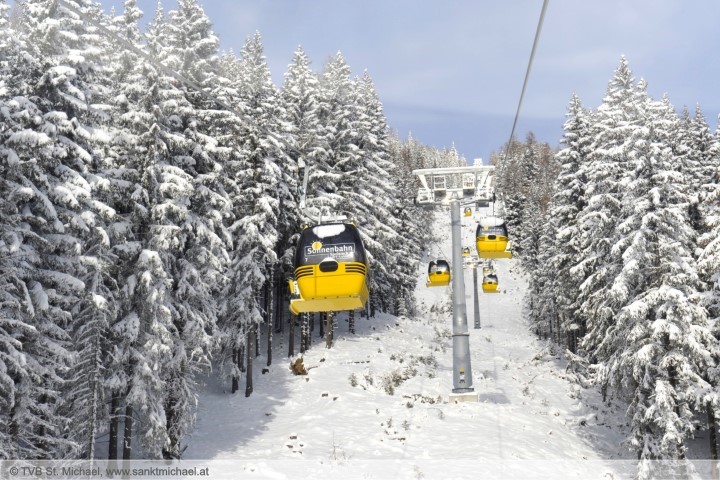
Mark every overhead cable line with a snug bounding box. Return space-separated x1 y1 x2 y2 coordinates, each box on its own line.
500 0 549 165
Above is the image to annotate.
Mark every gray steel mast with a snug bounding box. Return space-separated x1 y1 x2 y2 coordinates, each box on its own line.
450 198 474 393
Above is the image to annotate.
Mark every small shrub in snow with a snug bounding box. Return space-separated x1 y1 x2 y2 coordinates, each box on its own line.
433 326 451 339
382 377 395 395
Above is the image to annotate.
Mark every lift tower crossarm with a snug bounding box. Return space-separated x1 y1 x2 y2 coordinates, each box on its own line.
411 166 494 176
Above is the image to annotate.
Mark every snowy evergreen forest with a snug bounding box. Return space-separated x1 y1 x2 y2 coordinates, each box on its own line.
499 56 720 464
5 0 720 471
0 0 475 461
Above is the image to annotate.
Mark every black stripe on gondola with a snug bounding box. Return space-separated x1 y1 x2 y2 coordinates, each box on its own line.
344 267 366 274
295 266 314 279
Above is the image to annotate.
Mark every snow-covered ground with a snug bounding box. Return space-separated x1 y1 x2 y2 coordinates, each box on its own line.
184 206 640 479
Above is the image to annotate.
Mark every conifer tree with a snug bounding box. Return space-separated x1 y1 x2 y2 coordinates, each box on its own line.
6 0 121 458
221 32 282 395
575 57 641 366
602 94 715 461
547 94 592 349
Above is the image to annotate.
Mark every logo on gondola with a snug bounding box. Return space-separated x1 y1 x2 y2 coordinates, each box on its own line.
305 243 355 257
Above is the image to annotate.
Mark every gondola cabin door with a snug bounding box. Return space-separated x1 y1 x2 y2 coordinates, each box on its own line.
289 222 369 315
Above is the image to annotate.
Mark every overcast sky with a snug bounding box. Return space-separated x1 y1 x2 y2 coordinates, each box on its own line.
96 0 720 164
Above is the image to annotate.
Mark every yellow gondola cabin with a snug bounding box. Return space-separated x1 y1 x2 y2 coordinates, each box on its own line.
289 222 369 314
476 216 512 259
482 273 499 293
426 259 451 287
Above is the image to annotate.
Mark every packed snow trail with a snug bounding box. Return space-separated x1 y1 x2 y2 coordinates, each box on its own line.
185 207 636 479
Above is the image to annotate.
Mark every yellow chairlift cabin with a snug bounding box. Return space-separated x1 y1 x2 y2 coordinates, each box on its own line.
289 222 369 315
426 259 451 287
464 206 472 217
482 273 499 293
476 216 512 259
462 247 471 257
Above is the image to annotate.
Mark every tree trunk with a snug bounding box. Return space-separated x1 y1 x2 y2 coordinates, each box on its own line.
266 270 274 367
349 310 355 334
663 335 685 459
255 321 260 358
275 276 283 334
288 312 295 358
318 312 324 337
301 313 309 353
325 312 334 348
547 312 553 340
108 392 121 459
708 403 718 461
35 394 48 458
231 348 239 394
554 316 561 346
162 395 178 459
245 327 255 397
122 403 133 460
239 343 245 373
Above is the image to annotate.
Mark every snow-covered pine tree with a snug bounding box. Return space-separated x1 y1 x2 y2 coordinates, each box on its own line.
0 0 35 459
689 105 720 243
313 52 355 215
280 45 320 348
697 116 720 461
4 0 124 458
493 133 556 261
544 94 592 350
107 2 192 458
154 0 237 457
221 32 282 395
102 0 154 460
380 142 426 314
600 92 717 463
574 57 642 373
525 224 557 341
50 2 123 460
348 71 403 314
101 0 234 457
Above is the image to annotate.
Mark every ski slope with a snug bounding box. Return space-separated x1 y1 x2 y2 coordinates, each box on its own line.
184 206 637 479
